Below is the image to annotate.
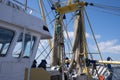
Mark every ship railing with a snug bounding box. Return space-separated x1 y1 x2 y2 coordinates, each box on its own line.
0 0 41 18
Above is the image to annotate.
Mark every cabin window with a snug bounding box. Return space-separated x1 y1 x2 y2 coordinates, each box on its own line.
12 33 35 58
0 0 2 3
0 44 2 49
12 33 22 57
23 34 36 58
0 27 14 57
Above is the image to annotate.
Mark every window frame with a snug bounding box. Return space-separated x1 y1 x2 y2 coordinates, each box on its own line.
12 32 36 58
0 27 15 57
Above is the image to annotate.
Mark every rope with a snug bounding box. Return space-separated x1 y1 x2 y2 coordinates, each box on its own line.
45 35 64 59
31 0 55 60
61 13 75 58
93 3 120 12
88 2 120 16
62 21 72 48
42 1 55 29
84 8 103 61
44 14 74 60
39 41 50 58
62 13 75 50
48 0 56 17
13 0 40 14
91 8 120 16
36 15 74 61
35 43 50 60
86 44 93 60
36 19 63 60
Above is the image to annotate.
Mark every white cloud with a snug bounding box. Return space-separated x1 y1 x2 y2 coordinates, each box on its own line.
39 32 120 54
86 32 91 38
38 40 48 49
64 31 74 39
92 40 120 54
86 32 101 39
64 31 101 39
95 34 101 39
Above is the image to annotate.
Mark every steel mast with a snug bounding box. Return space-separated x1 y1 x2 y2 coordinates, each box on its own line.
50 0 65 66
50 1 65 80
55 0 92 79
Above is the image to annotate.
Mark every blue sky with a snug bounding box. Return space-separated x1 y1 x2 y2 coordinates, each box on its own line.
84 0 120 60
17 0 120 62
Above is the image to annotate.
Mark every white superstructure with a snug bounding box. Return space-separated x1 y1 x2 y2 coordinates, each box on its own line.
0 0 51 80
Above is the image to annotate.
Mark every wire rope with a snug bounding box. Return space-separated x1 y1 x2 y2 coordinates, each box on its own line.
93 3 120 11
42 1 55 29
39 41 50 58
88 2 120 16
36 15 74 61
84 8 103 61
91 7 120 16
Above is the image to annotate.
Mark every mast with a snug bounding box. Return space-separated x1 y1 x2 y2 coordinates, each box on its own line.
73 8 91 79
72 1 92 80
53 0 91 79
65 0 91 79
50 0 64 67
38 0 52 49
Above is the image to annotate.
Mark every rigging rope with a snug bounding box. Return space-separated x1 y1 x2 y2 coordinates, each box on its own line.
35 22 65 60
36 19 75 61
43 1 55 29
91 8 120 16
86 44 93 60
39 41 50 58
36 14 75 61
62 21 72 48
87 2 120 16
48 0 56 17
13 0 40 14
62 13 75 52
93 3 120 12
45 35 65 59
36 0 120 64
35 43 50 60
84 8 103 61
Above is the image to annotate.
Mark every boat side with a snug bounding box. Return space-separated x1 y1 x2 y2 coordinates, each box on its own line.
0 0 51 80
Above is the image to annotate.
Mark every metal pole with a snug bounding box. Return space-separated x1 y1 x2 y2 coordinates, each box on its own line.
24 0 27 11
38 0 52 49
61 44 65 80
39 0 46 22
98 60 120 65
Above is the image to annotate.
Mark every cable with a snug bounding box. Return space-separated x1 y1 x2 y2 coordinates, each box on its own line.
42 1 55 29
39 41 50 58
62 14 75 57
62 21 72 48
93 6 120 16
62 13 75 47
86 44 93 60
13 0 40 13
36 20 64 60
45 35 64 59
35 43 50 60
93 3 120 11
88 2 120 16
36 14 74 61
84 8 103 61
48 0 56 17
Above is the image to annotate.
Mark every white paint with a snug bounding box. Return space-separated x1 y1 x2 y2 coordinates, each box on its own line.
0 1 51 80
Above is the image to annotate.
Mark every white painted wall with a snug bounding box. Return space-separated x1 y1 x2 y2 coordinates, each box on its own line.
0 1 51 80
